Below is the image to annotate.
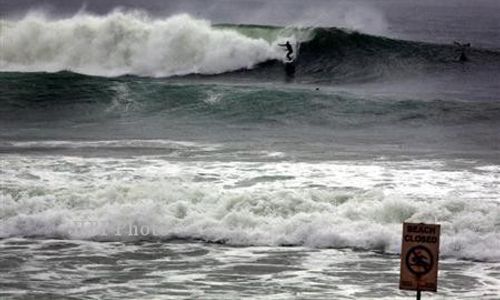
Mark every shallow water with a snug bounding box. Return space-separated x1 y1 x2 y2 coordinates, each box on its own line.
1 239 499 299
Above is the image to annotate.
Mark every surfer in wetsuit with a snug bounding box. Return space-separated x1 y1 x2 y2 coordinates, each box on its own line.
279 41 294 61
454 41 471 62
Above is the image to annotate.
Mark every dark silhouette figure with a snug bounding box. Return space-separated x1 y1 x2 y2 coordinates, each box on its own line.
411 250 431 271
454 41 471 62
279 41 294 61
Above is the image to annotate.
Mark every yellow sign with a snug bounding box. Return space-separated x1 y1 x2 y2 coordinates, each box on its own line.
399 222 440 292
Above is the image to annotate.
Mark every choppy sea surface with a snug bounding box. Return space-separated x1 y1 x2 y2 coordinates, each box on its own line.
1 4 500 299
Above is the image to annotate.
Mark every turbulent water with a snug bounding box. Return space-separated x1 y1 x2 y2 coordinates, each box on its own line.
1 10 500 300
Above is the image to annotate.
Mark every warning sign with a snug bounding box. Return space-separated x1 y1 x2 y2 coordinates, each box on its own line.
399 223 440 292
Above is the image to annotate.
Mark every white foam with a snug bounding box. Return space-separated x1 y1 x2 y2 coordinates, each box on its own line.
5 139 220 150
1 156 499 262
0 11 280 77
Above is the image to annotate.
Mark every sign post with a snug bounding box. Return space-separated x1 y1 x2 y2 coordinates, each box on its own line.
399 222 440 299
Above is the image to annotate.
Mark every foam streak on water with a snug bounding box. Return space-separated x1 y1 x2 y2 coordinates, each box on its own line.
0 239 499 299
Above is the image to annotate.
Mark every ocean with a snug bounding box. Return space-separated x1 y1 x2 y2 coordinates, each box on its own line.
1 1 500 299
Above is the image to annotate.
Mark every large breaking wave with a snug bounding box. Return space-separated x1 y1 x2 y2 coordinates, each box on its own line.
0 11 280 77
2 11 500 80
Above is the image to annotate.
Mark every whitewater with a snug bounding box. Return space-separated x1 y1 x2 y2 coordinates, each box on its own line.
2 154 500 261
1 6 500 300
0 12 281 77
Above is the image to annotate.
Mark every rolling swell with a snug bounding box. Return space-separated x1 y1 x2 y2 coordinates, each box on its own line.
228 26 500 83
1 72 499 130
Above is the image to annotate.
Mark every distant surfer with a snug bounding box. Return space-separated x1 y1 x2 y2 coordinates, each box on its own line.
454 41 470 62
279 41 294 62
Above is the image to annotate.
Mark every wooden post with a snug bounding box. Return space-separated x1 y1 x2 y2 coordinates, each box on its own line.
416 290 421 300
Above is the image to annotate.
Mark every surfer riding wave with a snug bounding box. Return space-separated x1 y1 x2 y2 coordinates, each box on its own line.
279 41 294 61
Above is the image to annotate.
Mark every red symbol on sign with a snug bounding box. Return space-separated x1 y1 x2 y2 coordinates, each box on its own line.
405 245 433 276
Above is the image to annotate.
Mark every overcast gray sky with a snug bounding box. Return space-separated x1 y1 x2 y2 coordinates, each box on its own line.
2 0 499 24
2 0 499 48
4 0 290 19
0 0 394 33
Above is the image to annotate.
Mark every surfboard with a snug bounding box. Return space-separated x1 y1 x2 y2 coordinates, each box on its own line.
285 61 296 76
